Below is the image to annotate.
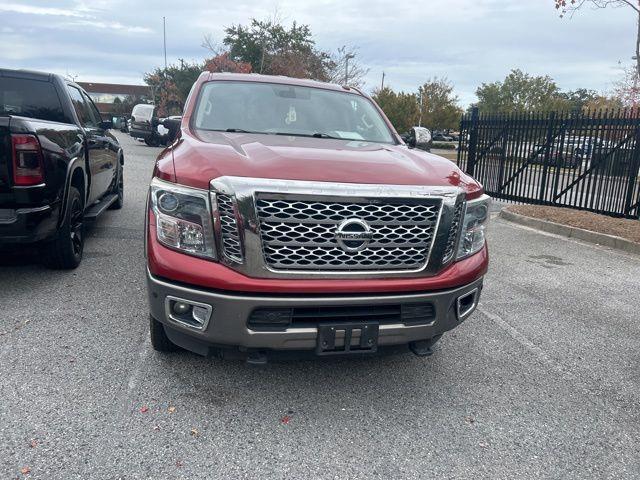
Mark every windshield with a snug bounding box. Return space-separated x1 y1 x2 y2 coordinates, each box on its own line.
193 81 395 144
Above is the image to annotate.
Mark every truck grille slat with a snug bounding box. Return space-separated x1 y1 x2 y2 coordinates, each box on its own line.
216 194 243 262
442 201 464 263
256 197 440 271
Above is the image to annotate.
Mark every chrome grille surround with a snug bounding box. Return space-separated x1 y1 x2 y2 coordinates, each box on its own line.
210 176 466 279
256 198 440 270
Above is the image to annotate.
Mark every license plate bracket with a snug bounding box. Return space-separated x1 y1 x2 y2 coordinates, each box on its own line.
316 322 379 355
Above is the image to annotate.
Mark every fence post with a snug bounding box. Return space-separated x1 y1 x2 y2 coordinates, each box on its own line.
539 111 556 203
623 120 640 218
466 107 479 177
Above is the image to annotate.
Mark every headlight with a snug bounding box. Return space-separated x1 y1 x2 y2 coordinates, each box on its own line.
456 195 490 260
150 177 216 259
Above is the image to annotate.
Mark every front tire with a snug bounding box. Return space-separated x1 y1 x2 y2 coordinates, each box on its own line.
150 316 180 352
109 160 124 210
42 186 84 269
144 136 159 147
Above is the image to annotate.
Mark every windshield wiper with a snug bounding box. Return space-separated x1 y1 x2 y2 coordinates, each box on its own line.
311 132 341 139
224 128 254 133
273 132 341 139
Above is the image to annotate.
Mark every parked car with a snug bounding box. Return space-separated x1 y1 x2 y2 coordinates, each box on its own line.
129 104 159 146
432 131 455 142
146 73 489 362
129 104 181 147
0 68 124 268
533 140 581 168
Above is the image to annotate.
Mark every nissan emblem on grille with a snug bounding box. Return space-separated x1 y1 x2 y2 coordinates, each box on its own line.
335 219 374 252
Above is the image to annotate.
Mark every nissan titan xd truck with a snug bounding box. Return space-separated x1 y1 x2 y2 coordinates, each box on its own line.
146 73 489 363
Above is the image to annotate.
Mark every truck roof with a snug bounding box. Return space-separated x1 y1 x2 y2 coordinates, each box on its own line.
0 68 59 82
202 72 363 95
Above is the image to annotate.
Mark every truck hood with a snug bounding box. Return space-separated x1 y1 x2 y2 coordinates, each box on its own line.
168 130 482 197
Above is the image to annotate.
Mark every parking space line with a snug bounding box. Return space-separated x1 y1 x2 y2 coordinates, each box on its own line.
477 306 563 374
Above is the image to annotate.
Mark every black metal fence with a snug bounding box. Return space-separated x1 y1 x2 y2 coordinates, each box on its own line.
457 108 640 219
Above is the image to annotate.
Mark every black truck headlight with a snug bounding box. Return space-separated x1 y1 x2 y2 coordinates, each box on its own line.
456 195 490 260
150 177 216 259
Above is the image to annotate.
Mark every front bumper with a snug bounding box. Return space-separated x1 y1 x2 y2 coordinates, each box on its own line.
147 270 483 356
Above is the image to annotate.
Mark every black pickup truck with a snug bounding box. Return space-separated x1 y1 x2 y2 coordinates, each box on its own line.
0 68 124 268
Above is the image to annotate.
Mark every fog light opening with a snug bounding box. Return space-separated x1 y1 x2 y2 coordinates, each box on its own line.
165 296 213 330
456 288 478 320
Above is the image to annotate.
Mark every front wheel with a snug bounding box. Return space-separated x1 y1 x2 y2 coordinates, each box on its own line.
109 160 124 210
41 186 84 269
144 136 159 147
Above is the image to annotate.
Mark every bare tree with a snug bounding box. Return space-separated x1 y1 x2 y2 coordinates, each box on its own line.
555 1 640 77
327 46 369 88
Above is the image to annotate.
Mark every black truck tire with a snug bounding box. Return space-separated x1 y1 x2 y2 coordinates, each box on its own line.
145 136 159 147
109 160 124 210
150 316 180 352
41 186 84 269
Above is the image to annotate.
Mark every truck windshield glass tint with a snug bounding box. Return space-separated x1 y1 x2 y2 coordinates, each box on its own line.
194 81 395 144
0 78 67 123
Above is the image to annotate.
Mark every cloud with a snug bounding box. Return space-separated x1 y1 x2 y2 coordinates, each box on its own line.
0 2 85 17
1 0 636 106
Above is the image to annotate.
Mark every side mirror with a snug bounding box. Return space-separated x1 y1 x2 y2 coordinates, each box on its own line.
162 117 181 131
410 127 432 152
162 117 182 141
99 120 113 130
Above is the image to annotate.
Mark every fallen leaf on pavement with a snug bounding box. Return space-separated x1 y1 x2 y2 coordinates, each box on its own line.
280 415 291 425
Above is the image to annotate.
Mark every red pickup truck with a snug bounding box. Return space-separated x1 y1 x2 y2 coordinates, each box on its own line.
146 73 489 363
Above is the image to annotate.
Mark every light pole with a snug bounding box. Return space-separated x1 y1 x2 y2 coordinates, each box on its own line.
344 53 355 85
163 16 167 70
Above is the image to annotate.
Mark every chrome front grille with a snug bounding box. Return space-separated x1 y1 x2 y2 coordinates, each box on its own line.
215 194 243 262
255 197 441 271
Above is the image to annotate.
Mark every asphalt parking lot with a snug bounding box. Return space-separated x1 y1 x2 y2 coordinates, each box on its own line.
1 132 639 479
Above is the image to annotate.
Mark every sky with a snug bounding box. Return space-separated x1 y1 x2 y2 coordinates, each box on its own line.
0 0 636 106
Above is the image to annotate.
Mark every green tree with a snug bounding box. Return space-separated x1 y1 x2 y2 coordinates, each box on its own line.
371 87 419 134
418 77 463 130
220 19 334 81
474 69 570 113
559 88 599 111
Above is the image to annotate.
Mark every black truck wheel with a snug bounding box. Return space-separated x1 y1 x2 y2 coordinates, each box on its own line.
109 160 124 210
42 186 84 269
150 316 180 352
144 136 159 147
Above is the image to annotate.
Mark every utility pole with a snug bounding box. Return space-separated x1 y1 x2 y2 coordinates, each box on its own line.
381 71 385 90
163 16 167 70
344 53 355 85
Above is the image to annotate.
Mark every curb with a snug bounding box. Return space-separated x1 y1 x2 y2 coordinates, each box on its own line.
499 209 640 256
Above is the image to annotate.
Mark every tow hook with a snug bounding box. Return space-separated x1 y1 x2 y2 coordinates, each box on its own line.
409 335 442 357
246 350 268 365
